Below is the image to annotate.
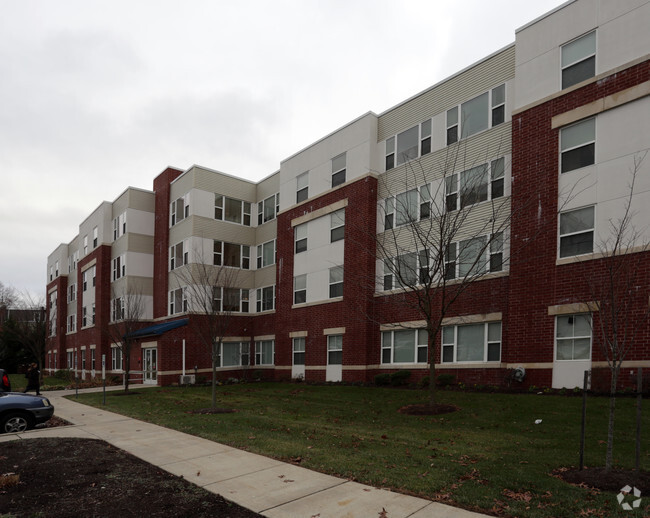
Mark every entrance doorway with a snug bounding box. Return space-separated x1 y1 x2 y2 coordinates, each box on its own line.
143 348 157 384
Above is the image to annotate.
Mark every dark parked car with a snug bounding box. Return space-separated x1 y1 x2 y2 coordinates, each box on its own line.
0 392 54 433
0 369 10 392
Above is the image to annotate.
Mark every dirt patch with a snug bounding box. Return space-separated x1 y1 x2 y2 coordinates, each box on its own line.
0 438 261 517
398 403 459 415
556 466 650 493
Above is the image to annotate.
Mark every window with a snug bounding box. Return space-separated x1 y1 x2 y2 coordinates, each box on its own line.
490 233 504 272
255 340 274 365
170 241 189 270
561 118 595 173
213 241 250 269
331 153 346 187
113 212 126 240
82 307 87 327
112 255 125 280
293 337 305 365
384 197 395 230
211 288 249 313
444 234 503 280
68 283 76 302
67 351 73 369
327 335 342 365
82 271 88 292
83 235 88 255
294 275 306 304
93 227 98 248
215 195 251 226
67 315 76 333
384 251 433 291
559 206 594 258
257 240 275 268
169 288 187 315
256 285 275 312
556 314 591 360
295 224 307 254
91 303 95 325
217 342 250 367
562 31 596 89
81 350 86 371
111 297 124 321
385 121 432 171
170 193 190 226
92 266 96 287
330 210 345 242
91 349 96 370
396 189 418 226
446 85 505 145
55 261 59 277
385 183 432 229
442 322 501 363
112 347 123 371
381 329 428 364
296 172 309 203
446 158 504 211
258 193 279 224
329 266 343 298
458 236 487 277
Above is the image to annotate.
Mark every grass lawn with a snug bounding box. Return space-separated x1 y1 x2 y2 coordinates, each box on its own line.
73 383 648 517
8 373 64 391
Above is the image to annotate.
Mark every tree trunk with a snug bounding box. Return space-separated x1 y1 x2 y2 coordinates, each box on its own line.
428 328 436 408
605 365 619 472
124 352 130 394
211 341 218 410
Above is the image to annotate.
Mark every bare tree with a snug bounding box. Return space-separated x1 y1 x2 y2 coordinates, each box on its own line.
581 152 649 472
0 281 16 325
1 293 47 375
358 145 516 409
103 284 146 393
174 248 243 410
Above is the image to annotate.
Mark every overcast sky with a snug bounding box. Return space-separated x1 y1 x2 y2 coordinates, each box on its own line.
1 0 564 300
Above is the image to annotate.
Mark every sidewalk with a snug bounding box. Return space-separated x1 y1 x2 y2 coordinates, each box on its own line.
1 387 489 518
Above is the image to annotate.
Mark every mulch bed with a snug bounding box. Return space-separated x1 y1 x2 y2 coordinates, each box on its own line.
0 438 261 517
556 466 650 493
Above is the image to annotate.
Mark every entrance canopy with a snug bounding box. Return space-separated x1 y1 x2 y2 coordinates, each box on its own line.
126 318 189 340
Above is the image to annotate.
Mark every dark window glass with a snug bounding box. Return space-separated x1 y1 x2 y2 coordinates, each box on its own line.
562 56 595 89
562 143 595 173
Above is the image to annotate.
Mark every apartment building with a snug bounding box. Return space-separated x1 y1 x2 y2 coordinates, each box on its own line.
45 0 650 390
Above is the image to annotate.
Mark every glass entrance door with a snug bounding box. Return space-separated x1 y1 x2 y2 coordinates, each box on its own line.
143 348 157 384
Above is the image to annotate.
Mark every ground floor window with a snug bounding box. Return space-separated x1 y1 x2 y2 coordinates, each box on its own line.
293 337 305 365
327 335 343 365
381 329 428 364
91 349 96 370
112 347 123 371
442 322 501 363
255 340 274 365
556 314 591 360
217 341 250 367
67 351 74 369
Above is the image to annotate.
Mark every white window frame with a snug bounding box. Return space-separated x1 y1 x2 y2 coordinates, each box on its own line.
111 297 125 322
327 335 343 365
330 209 345 243
169 288 187 315
170 241 189 270
214 194 252 226
296 172 309 203
561 31 596 89
170 193 190 227
331 152 346 188
68 283 76 302
384 183 433 230
256 285 275 312
441 322 501 363
385 120 432 171
295 223 307 254
112 255 126 281
257 240 276 268
67 314 76 333
381 329 428 364
446 85 506 145
445 158 505 212
329 266 343 299
294 275 307 304
560 118 595 174
112 346 123 371
217 341 250 368
559 206 595 258
292 337 305 366
555 314 592 360
258 193 279 225
255 340 275 366
93 226 98 248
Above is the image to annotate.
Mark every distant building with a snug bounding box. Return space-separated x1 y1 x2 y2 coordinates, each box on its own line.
46 0 650 389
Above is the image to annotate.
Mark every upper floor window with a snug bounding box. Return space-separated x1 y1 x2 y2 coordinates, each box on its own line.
68 283 76 302
83 235 88 256
113 212 126 240
330 209 345 242
212 287 249 313
385 120 431 171
443 233 503 281
82 271 88 292
329 266 343 298
256 285 275 312
332 153 346 188
213 241 250 269
111 297 125 321
257 240 275 268
442 322 501 363
112 255 126 281
171 193 190 226
446 85 505 145
384 184 431 230
296 172 309 203
258 193 279 225
169 288 187 315
215 194 251 226
295 224 307 254
445 158 505 211
559 206 594 258
294 275 307 304
561 118 595 173
93 227 98 248
67 314 76 333
170 241 189 270
561 31 596 89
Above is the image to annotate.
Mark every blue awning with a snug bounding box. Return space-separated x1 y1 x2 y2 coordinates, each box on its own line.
126 318 189 339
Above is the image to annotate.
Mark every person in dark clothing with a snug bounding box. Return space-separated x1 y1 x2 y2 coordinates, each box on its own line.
24 363 41 395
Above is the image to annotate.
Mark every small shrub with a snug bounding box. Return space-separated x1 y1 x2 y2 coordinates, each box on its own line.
390 370 411 386
53 369 74 381
437 374 455 387
374 373 391 386
419 376 430 388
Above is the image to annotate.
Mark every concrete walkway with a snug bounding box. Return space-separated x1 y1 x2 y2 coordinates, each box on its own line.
1 387 489 518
